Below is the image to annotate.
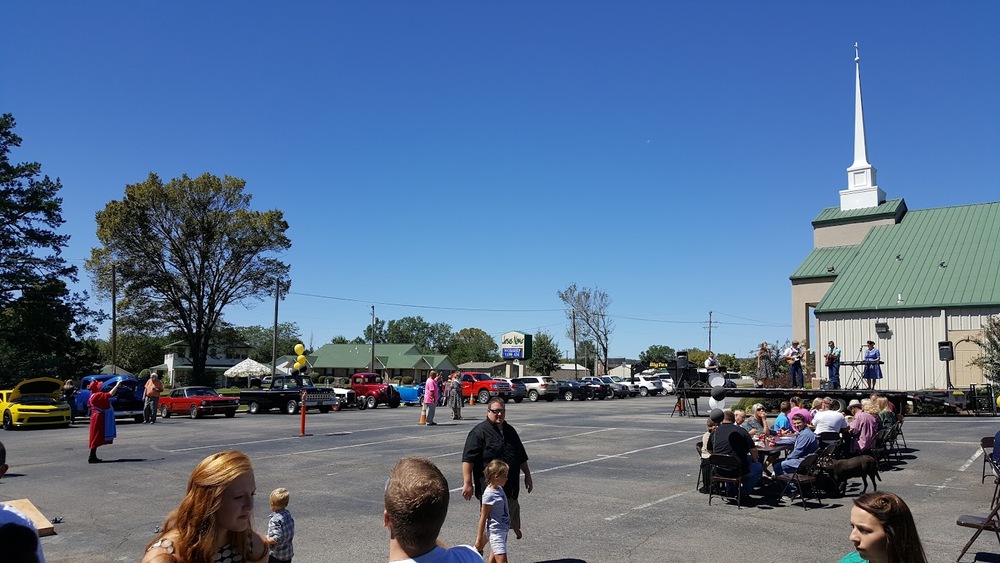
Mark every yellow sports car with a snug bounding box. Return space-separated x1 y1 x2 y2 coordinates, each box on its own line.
0 377 72 430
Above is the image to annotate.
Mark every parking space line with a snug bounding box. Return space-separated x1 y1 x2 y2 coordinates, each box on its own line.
604 491 692 521
958 448 982 472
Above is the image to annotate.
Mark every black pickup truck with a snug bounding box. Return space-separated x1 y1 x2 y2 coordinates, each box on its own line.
240 375 339 414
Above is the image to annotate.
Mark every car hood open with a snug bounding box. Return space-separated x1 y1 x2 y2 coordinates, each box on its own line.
8 377 64 401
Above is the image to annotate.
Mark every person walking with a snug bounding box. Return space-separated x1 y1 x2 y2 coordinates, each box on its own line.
88 379 122 464
446 373 464 420
143 373 164 424
462 397 533 540
423 371 440 426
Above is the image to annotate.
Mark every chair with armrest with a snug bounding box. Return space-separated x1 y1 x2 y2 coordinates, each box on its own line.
708 453 743 509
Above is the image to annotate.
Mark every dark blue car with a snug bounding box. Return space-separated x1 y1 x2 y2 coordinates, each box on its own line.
71 375 145 423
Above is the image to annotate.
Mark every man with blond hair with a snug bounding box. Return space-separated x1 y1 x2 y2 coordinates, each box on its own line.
385 457 481 562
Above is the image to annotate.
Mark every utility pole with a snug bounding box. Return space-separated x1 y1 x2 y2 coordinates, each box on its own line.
271 278 279 382
705 311 717 352
572 310 578 380
111 263 117 375
371 305 377 374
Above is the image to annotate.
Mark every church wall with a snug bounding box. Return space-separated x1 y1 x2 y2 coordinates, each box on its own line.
813 217 895 248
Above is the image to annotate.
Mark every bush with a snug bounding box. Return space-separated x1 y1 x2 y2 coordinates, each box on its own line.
401 375 414 385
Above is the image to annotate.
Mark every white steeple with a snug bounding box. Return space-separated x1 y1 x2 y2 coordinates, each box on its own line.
840 42 886 211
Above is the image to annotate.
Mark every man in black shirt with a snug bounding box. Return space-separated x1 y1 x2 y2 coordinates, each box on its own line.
462 397 533 539
707 409 763 496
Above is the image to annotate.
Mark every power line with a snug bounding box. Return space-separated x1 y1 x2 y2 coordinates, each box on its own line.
289 291 564 313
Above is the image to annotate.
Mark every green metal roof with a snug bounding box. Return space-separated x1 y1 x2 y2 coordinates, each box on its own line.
422 355 456 371
790 245 860 280
816 201 1000 312
310 343 454 370
811 198 907 228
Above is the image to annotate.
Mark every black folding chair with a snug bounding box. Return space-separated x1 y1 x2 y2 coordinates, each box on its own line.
708 453 743 509
982 437 995 484
957 501 1000 562
775 453 823 510
695 442 705 491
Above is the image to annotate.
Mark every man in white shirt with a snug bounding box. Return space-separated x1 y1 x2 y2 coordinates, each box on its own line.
811 397 849 438
704 351 721 373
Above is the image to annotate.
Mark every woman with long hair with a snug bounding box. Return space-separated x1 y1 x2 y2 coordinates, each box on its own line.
839 491 927 563
755 342 775 388
142 450 268 563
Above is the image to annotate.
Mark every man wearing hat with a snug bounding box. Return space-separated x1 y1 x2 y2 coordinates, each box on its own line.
846 399 878 454
783 340 804 388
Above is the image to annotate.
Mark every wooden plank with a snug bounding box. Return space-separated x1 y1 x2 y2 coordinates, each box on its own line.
3 498 55 537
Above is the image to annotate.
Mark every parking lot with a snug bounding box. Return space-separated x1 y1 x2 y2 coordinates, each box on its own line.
2 395 997 562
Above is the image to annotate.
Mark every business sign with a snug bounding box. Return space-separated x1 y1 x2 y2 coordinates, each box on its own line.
500 331 532 360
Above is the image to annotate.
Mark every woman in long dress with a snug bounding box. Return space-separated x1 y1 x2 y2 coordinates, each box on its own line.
445 373 463 420
756 342 775 387
88 379 122 463
863 340 883 390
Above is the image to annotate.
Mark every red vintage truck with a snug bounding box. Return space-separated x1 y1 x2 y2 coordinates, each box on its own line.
459 372 511 404
350 373 402 409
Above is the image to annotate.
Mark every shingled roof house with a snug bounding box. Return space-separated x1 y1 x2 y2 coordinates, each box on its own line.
791 49 998 391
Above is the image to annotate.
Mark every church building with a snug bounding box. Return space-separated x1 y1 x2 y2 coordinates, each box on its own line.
790 46 999 391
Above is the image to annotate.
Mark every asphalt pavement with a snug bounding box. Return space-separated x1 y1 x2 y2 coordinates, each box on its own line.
1 395 997 562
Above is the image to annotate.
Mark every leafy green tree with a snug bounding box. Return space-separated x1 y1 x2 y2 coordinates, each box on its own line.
233 322 302 364
527 331 561 377
362 317 387 344
87 172 291 386
0 114 104 386
330 335 351 344
639 344 676 363
972 315 1000 385
386 316 452 354
448 327 500 365
558 284 614 375
0 280 102 386
96 333 172 375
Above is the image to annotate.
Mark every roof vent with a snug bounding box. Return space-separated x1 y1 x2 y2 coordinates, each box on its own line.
827 266 836 273
939 261 947 268
895 254 902 261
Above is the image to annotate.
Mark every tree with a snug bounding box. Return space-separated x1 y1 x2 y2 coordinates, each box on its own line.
0 114 104 386
0 280 102 386
362 317 387 344
233 323 302 364
330 335 351 344
96 333 171 375
639 344 676 363
527 331 561 377
448 327 500 365
558 284 614 375
386 316 452 354
972 315 1000 385
576 340 598 373
87 172 290 386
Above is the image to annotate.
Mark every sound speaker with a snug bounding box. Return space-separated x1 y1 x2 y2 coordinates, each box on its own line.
938 341 954 362
676 351 688 369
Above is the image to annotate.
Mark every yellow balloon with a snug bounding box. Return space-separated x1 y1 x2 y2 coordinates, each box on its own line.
294 343 305 355
293 362 303 371
297 355 307 365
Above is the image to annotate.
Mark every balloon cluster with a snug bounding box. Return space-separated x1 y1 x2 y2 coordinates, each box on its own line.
709 382 727 410
292 343 309 375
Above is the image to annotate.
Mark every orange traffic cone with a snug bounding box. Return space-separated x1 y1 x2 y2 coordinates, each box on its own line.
469 394 476 406
419 404 427 425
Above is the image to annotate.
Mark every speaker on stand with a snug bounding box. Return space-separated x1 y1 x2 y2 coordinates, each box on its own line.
671 352 690 417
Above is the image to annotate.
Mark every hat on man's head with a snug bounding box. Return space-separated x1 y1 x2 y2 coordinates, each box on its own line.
88 381 102 393
848 399 862 409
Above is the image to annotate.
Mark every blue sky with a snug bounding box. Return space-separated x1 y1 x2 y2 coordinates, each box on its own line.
3 2 998 360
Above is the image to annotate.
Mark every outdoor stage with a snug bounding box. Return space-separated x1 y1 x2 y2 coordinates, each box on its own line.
671 385 967 417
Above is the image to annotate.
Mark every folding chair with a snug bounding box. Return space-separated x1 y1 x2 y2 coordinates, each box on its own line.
957 501 1000 562
982 436 995 484
895 419 907 449
695 442 705 491
989 456 1000 510
775 453 823 510
708 453 743 509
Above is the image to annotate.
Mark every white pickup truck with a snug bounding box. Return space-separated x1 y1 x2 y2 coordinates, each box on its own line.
622 374 667 396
